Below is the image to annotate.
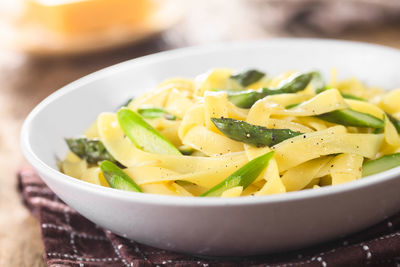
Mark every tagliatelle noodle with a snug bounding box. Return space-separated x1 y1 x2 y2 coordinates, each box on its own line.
182 125 244 156
221 186 243 198
380 89 400 114
281 156 333 191
164 89 194 118
271 89 348 116
204 91 229 133
81 167 109 187
272 126 383 172
329 153 363 185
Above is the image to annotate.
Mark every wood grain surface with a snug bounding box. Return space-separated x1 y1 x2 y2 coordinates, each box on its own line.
0 1 399 266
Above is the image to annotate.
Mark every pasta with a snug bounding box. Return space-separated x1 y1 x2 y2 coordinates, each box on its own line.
61 68 400 197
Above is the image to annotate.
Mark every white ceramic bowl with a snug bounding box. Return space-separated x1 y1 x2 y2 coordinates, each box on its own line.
21 39 400 256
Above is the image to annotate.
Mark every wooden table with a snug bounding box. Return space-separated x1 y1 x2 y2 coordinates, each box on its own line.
1 1 399 266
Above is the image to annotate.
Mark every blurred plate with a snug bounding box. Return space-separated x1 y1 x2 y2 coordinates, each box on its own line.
0 1 183 56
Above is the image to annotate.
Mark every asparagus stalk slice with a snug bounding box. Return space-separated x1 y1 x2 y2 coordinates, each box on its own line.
387 113 400 133
317 109 384 128
119 98 134 108
211 118 303 147
178 145 195 155
65 138 117 164
137 107 177 120
226 90 264 109
341 93 366 102
230 69 266 87
227 72 315 108
285 103 300 109
117 108 181 155
362 153 400 177
373 113 400 134
200 151 275 197
100 161 142 192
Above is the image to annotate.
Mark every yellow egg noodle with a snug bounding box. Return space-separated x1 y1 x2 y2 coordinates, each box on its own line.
61 68 400 197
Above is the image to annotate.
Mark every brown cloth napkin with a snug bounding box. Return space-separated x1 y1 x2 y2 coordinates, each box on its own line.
18 166 400 267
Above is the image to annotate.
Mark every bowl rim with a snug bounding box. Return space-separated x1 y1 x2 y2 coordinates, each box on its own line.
20 37 400 207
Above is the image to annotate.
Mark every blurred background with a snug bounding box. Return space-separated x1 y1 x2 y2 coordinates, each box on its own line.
0 0 399 266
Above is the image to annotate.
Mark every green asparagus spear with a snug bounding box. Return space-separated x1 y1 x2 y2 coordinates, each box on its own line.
226 89 264 109
373 128 384 134
137 107 177 120
178 145 195 155
317 109 384 128
200 151 274 197
373 113 400 134
387 113 400 133
211 118 303 147
277 72 316 93
117 108 181 155
362 153 400 177
100 161 142 192
340 93 366 101
65 138 117 165
227 72 315 108
230 69 266 87
285 103 300 109
119 98 134 108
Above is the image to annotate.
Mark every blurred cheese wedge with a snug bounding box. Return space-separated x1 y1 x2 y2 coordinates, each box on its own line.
23 0 154 35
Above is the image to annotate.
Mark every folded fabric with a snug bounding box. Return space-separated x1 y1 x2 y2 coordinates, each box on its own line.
18 166 400 266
